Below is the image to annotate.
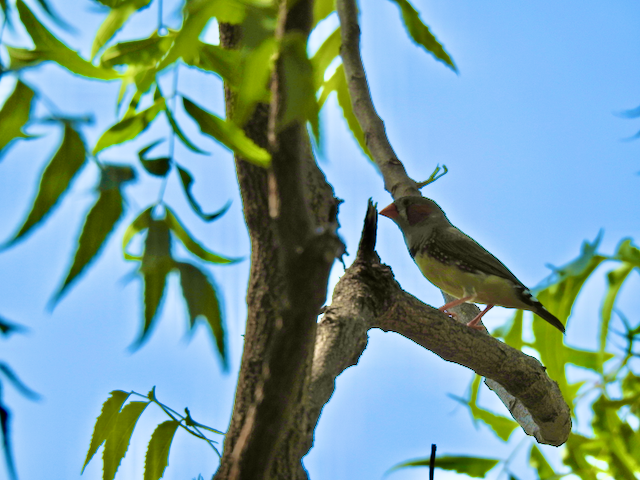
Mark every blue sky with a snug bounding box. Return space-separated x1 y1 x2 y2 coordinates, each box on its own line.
1 1 640 479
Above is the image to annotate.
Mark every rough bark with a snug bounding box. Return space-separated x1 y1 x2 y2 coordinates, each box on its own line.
216 2 342 478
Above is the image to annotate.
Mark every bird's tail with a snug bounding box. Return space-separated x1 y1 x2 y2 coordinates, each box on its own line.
534 307 565 334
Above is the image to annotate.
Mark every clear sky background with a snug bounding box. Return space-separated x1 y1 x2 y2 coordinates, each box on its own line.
1 1 640 480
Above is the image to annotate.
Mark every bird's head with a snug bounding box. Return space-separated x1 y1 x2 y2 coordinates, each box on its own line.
379 196 448 240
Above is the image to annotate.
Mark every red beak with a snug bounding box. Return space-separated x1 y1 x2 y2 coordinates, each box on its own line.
379 203 399 219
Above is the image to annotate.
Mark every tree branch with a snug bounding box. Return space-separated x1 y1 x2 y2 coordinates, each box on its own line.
334 0 571 445
305 202 571 447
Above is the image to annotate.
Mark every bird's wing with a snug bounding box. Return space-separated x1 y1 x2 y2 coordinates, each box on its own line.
427 226 525 286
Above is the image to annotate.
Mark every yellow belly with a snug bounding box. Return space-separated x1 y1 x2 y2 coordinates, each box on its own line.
414 253 530 310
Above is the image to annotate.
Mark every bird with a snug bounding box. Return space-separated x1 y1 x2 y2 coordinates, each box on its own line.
379 196 565 333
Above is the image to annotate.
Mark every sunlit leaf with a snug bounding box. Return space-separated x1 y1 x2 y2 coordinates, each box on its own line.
311 27 340 89
531 232 606 402
51 166 133 306
233 36 276 125
566 346 614 372
102 401 150 480
157 0 250 72
529 445 556 479
2 124 87 249
614 238 640 269
164 207 241 264
493 309 523 351
134 219 173 348
15 0 119 80
182 96 271 167
182 41 242 85
122 207 153 261
100 30 176 68
313 0 334 27
177 262 227 367
164 107 207 154
143 420 179 480
320 64 372 160
601 264 634 350
459 374 518 442
0 81 36 157
91 0 153 59
176 166 231 221
387 0 457 72
93 97 165 154
389 455 500 478
82 390 130 473
592 396 640 479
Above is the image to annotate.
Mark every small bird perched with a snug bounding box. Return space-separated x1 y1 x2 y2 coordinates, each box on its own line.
379 196 565 333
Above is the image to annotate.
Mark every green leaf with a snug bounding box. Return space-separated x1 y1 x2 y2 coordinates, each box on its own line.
164 207 241 264
233 36 276 125
493 309 523 351
529 445 556 479
2 124 87 249
311 27 341 90
52 187 126 305
176 166 231 221
0 81 36 157
91 0 153 60
144 420 179 480
177 262 227 367
600 262 634 364
182 96 271 167
15 0 119 80
313 0 335 27
51 164 134 305
389 455 500 478
591 395 640 480
164 106 207 154
134 219 174 348
280 33 320 139
157 0 250 72
387 0 457 72
82 390 130 473
530 232 606 403
566 346 614 372
457 374 518 442
102 400 150 480
320 64 372 160
100 30 176 68
122 207 153 261
93 97 165 154
137 142 171 177
182 41 242 85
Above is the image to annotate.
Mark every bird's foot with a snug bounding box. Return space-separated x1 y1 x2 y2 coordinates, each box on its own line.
466 321 485 331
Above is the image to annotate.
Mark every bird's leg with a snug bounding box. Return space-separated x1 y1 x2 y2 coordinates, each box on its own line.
467 305 494 330
438 295 475 320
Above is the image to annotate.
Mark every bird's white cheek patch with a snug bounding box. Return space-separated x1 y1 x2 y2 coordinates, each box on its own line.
524 289 541 303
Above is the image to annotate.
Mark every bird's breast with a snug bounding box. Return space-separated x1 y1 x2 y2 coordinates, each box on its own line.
414 251 530 309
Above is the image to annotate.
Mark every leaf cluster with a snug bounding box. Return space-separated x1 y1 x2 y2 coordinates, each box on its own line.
82 388 223 480
0 0 461 478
